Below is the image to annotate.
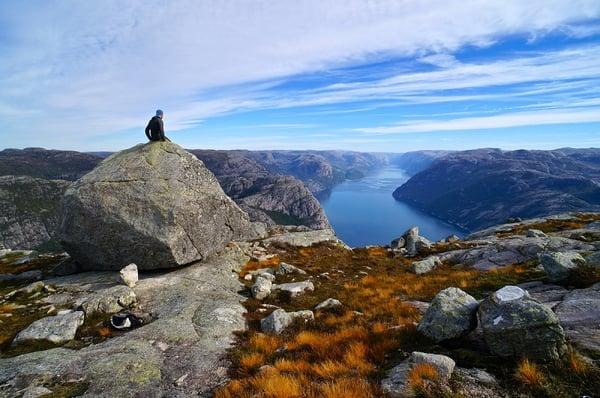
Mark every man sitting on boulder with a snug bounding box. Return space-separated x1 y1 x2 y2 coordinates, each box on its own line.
145 109 169 142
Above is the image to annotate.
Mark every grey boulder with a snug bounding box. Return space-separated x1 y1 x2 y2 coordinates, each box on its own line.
251 276 273 300
58 142 253 270
478 286 566 361
417 287 478 342
540 251 586 282
13 311 84 345
260 309 314 334
411 255 442 275
381 351 455 397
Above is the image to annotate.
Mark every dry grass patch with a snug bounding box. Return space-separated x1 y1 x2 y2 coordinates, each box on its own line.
216 243 552 397
407 363 439 391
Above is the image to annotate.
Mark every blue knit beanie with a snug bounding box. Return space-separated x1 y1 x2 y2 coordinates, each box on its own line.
156 109 164 117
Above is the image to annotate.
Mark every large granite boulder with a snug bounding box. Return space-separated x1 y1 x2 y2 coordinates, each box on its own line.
417 287 478 342
478 286 566 361
58 142 254 270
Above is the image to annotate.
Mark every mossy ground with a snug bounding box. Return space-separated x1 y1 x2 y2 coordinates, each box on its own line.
216 242 599 397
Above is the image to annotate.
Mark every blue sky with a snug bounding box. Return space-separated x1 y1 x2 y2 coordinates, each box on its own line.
1 1 600 152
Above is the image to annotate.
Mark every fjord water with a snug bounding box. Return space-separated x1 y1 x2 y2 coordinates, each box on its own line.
319 165 466 247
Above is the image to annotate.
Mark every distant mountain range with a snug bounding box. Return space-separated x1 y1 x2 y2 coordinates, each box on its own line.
393 148 600 231
0 146 387 249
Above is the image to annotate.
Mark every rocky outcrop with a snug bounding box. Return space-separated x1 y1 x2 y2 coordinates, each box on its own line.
393 148 600 231
417 287 478 342
0 176 71 250
59 142 254 270
439 233 593 270
478 286 566 361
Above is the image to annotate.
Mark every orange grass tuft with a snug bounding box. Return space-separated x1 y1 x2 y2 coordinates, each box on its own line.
515 359 545 388
567 351 590 375
249 371 304 398
407 363 439 391
239 352 266 373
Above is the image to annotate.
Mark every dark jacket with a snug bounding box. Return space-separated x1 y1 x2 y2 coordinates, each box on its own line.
145 116 165 141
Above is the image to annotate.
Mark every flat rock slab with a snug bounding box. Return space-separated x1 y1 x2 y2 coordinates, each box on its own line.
262 229 344 248
555 282 600 354
13 311 84 345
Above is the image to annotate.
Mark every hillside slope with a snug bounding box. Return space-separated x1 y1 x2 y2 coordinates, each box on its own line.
393 148 600 231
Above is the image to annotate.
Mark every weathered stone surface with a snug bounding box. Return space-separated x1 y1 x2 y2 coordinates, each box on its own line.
13 311 84 345
119 263 138 287
314 298 342 311
390 236 405 249
251 276 273 300
540 251 586 282
0 269 42 283
272 281 314 297
381 352 455 397
260 309 314 334
58 142 254 270
478 286 566 361
417 287 478 342
79 285 136 315
0 243 250 397
555 282 600 353
411 255 442 275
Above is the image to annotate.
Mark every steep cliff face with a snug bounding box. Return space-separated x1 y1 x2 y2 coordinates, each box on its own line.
191 150 330 229
393 148 600 231
0 176 71 250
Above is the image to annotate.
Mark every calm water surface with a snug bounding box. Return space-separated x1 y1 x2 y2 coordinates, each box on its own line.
319 165 466 247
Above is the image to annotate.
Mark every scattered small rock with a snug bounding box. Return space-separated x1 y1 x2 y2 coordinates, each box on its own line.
260 309 314 334
314 298 342 311
272 281 314 297
411 255 442 275
251 276 273 300
275 262 307 276
119 263 138 288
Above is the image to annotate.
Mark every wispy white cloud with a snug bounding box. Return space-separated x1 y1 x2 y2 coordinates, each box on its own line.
355 108 600 134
